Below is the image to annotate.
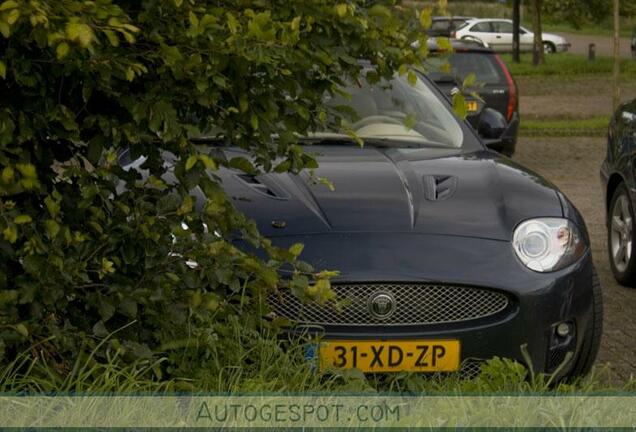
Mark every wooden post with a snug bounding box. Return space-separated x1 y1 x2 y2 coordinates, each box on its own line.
613 0 620 111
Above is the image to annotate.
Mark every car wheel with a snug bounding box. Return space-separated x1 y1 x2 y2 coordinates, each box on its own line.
567 268 603 378
608 184 636 285
543 41 556 54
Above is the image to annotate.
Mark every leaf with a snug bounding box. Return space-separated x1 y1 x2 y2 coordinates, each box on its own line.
0 60 5 79
14 323 28 338
66 22 94 47
228 157 255 174
0 22 9 38
419 8 432 29
104 30 119 47
125 67 135 81
165 272 180 282
2 226 17 243
227 13 239 34
13 215 32 225
44 196 60 217
188 11 199 30
289 243 304 258
335 4 348 17
0 1 18 12
56 42 70 60
44 219 60 238
274 160 291 173
119 298 137 317
1 166 13 183
463 72 477 89
177 195 193 215
239 94 248 113
291 16 301 31
407 70 417 86
452 91 468 120
404 113 417 130
198 154 217 170
5 8 19 25
185 155 198 171
98 301 115 321
92 321 109 338
436 37 453 52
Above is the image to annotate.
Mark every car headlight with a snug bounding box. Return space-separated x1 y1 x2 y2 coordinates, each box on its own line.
513 218 587 272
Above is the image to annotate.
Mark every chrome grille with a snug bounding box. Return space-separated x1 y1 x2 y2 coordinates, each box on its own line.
270 283 509 326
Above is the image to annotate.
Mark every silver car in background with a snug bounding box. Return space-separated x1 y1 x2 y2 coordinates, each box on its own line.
453 18 570 54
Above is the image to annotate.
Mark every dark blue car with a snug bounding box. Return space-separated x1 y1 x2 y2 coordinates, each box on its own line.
219 72 602 380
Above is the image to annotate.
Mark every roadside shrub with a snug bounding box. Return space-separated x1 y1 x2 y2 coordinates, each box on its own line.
0 0 430 384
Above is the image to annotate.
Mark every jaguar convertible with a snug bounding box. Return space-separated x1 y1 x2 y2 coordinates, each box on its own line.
127 71 602 379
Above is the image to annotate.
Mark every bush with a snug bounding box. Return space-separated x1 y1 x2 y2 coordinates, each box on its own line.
0 0 429 384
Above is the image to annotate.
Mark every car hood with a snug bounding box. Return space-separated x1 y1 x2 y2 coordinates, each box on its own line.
215 146 563 241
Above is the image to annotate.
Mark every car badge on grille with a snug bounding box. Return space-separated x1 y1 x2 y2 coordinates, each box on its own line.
368 292 396 320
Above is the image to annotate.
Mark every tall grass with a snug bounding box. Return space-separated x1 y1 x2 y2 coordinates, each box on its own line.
1 330 632 394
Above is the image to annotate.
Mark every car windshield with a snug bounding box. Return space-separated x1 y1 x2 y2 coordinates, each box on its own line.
317 74 464 148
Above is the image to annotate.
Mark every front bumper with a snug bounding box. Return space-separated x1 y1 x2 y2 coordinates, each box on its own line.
271 233 595 376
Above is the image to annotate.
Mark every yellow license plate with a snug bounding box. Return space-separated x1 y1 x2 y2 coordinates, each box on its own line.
467 101 478 112
319 340 460 372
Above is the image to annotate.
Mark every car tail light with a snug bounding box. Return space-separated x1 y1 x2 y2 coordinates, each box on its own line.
494 54 517 122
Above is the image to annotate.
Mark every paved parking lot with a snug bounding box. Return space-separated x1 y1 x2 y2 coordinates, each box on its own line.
514 136 636 382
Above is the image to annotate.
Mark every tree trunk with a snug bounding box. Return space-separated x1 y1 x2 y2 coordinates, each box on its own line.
613 0 620 111
512 0 520 63
530 0 545 66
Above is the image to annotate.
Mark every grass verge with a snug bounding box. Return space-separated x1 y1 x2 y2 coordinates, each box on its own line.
519 116 610 137
542 23 635 39
501 53 636 77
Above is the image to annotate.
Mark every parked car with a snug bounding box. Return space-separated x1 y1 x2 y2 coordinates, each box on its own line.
428 16 476 37
454 18 570 54
123 70 602 380
602 99 636 285
426 40 519 156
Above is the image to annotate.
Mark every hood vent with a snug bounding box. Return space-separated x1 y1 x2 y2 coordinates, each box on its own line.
237 174 289 199
423 175 457 201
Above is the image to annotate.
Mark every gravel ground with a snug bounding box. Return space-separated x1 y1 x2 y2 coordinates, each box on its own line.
518 76 636 120
514 136 636 382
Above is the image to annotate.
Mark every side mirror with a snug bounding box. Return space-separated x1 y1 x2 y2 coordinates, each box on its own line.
477 108 508 152
478 107 506 135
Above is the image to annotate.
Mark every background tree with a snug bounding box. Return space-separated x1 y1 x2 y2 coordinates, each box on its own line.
0 0 429 382
529 0 545 66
